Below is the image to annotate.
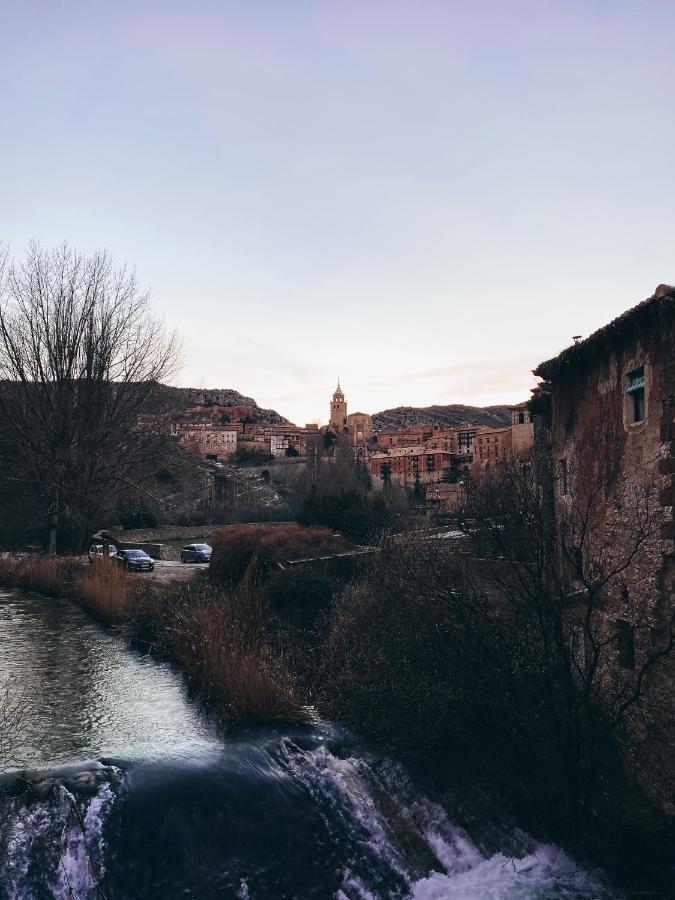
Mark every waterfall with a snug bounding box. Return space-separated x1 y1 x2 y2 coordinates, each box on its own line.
0 743 616 899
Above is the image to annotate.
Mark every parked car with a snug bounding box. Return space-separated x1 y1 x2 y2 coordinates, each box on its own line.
88 543 117 563
180 543 212 563
114 549 155 572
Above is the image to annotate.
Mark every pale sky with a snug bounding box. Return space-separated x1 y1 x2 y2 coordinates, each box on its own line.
2 1 674 425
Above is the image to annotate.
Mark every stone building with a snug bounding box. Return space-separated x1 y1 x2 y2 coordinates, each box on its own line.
326 382 374 457
510 402 535 453
472 426 513 472
177 424 238 461
329 381 348 431
453 423 481 469
533 284 675 806
370 446 453 488
346 411 374 444
377 427 432 448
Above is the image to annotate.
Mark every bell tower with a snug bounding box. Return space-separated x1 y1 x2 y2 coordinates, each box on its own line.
329 380 347 430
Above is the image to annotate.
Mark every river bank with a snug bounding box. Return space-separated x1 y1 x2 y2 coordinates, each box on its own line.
0 548 671 897
0 589 619 899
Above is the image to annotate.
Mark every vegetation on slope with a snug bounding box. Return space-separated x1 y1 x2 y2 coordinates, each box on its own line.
372 403 511 430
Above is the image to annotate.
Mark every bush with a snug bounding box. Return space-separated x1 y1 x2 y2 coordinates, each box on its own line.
266 569 340 619
233 444 272 467
298 487 391 543
209 524 351 585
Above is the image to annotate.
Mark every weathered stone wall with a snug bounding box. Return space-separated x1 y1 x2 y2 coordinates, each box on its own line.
543 309 674 809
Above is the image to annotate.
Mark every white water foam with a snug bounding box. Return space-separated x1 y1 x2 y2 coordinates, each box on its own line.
55 781 116 899
2 770 119 900
280 741 616 900
411 844 607 899
407 795 615 899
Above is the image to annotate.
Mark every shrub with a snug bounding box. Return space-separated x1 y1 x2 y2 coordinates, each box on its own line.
266 569 340 619
298 487 390 543
209 524 351 585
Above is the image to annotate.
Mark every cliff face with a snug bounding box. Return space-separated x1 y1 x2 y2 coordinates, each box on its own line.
154 384 290 424
372 404 511 431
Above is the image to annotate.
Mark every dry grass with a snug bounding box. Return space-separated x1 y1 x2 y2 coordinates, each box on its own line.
75 558 133 622
0 554 79 596
133 577 308 724
187 601 306 723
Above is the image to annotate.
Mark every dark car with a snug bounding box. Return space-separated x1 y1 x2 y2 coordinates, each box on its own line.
114 549 155 572
180 543 212 563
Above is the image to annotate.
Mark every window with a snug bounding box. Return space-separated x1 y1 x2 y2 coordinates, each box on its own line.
616 619 635 669
626 367 645 423
559 458 568 495
518 412 525 424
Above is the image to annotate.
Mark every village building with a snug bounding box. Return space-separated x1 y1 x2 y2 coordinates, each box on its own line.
510 401 535 453
270 430 306 457
470 404 534 475
424 480 466 510
177 424 238 461
533 283 675 808
346 411 374 444
369 446 453 488
425 426 456 453
472 426 513 472
325 383 374 458
453 422 481 469
376 427 432 448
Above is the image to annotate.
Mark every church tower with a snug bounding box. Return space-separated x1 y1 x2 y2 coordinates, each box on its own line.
329 380 347 430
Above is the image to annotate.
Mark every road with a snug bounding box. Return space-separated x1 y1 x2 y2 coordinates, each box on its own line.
150 559 209 582
79 556 210 582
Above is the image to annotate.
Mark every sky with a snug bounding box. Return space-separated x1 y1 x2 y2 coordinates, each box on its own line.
1 1 674 425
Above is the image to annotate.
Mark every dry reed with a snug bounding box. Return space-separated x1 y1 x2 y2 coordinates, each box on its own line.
75 558 132 622
136 578 309 724
0 554 79 596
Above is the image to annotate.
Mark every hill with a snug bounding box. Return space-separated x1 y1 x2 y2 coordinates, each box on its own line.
154 385 290 425
372 404 512 431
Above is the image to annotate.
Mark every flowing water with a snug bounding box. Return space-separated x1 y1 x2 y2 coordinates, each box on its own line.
0 590 618 899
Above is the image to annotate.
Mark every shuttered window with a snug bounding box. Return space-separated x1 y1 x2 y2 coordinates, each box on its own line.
626 367 645 423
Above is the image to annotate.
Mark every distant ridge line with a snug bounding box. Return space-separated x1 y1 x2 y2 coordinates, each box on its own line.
372 404 511 431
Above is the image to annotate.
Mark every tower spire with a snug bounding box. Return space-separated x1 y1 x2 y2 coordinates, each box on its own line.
329 379 347 427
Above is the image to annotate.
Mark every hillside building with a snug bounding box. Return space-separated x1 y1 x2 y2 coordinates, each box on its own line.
472 426 513 472
370 446 453 488
177 424 238 461
510 402 535 453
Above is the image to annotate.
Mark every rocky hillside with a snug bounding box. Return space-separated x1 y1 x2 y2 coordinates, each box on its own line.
372 404 512 431
154 385 290 424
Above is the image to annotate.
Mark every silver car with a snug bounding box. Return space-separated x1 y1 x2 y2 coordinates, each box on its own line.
88 543 117 563
180 543 212 563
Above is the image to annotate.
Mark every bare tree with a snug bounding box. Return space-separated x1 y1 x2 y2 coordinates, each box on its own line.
0 678 33 766
0 242 180 552
458 450 674 824
324 448 673 846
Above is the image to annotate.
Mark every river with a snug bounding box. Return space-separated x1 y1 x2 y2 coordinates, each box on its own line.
0 590 618 899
